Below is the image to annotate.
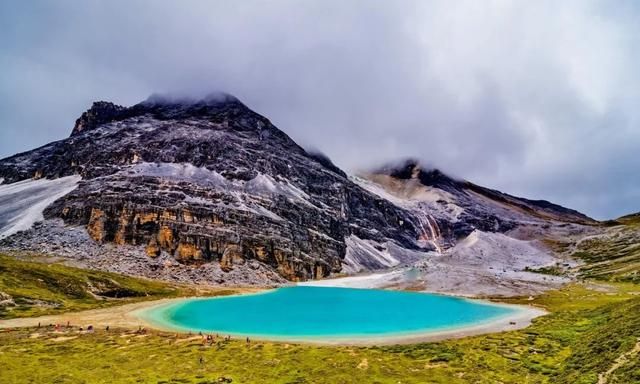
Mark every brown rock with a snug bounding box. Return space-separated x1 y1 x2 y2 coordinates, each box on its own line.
220 245 244 271
176 242 202 261
145 237 161 257
87 208 106 243
157 225 175 250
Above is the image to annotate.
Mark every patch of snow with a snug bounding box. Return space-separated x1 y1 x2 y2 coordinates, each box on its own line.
245 173 278 194
245 174 320 209
351 176 409 206
246 204 284 222
183 195 215 206
123 163 317 209
341 236 400 274
124 162 227 187
245 174 310 202
0 175 81 240
307 228 341 243
279 179 311 201
299 269 407 289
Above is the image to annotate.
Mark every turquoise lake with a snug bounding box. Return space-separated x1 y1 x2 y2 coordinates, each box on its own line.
139 286 518 340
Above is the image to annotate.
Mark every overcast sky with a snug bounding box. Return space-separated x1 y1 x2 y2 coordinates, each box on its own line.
1 1 639 219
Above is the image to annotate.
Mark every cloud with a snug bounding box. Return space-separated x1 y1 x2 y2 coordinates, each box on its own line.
0 0 638 219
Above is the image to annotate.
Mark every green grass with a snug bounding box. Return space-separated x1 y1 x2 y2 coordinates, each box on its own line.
0 254 226 319
524 264 566 276
617 213 640 226
573 218 640 283
558 293 640 383
1 282 639 383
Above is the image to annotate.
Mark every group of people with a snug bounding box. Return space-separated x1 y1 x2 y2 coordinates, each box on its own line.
202 333 216 346
196 331 251 347
32 320 256 350
42 321 108 333
50 321 70 331
197 334 252 366
199 332 231 346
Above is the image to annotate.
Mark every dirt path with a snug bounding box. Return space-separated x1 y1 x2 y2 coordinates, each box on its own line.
598 338 640 384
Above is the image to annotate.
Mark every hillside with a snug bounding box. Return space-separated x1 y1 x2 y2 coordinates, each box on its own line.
572 213 640 284
0 253 183 319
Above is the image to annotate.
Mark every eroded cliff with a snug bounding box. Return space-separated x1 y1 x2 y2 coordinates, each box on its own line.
0 94 425 281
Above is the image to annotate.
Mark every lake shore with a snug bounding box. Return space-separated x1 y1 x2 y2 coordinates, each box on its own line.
316 304 547 346
0 288 262 331
0 289 547 346
0 297 200 330
134 294 547 345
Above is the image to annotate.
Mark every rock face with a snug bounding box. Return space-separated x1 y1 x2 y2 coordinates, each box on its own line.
0 94 423 281
357 159 594 243
72 101 128 136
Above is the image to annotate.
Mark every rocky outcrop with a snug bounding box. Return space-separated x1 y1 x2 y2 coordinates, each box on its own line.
0 291 14 307
72 101 128 136
0 93 424 281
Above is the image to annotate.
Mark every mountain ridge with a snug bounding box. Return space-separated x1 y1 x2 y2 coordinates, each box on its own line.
371 158 593 224
0 93 600 292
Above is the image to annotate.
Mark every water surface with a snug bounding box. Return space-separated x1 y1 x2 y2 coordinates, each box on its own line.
139 286 519 340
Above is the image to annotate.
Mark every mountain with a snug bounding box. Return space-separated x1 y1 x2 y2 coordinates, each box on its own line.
0 94 425 284
357 159 593 243
324 159 599 296
0 93 598 293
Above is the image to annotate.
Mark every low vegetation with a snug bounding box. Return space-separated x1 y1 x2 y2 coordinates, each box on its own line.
0 254 230 319
573 216 640 284
1 254 639 383
524 264 566 276
1 272 639 383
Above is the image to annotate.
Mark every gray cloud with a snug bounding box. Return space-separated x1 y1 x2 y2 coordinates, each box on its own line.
1 0 639 219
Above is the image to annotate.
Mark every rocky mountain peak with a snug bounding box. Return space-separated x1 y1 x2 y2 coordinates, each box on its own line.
72 101 128 136
71 92 262 138
358 156 594 244
131 92 250 119
373 159 459 191
139 92 240 108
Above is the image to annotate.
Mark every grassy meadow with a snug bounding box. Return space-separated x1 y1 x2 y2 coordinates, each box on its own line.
1 253 639 383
